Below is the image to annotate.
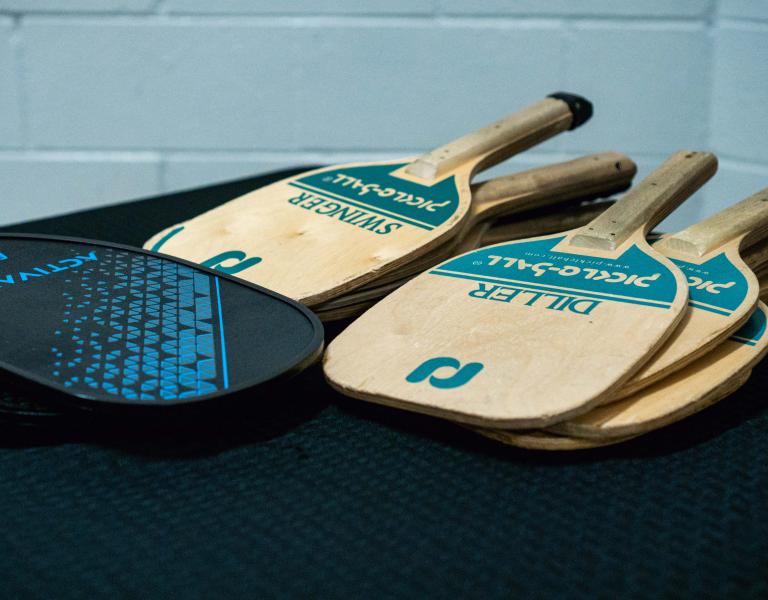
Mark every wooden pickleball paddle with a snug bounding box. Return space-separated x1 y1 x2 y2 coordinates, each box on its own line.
316 153 634 315
0 234 323 408
350 152 635 292
612 187 768 399
323 151 717 428
144 93 592 305
315 200 617 321
546 299 768 439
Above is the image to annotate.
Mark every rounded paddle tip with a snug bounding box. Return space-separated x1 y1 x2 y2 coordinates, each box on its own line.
548 92 593 130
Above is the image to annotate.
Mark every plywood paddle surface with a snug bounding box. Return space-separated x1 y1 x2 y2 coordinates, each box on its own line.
324 151 717 428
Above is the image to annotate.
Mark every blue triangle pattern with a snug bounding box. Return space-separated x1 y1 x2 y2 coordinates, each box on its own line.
50 248 224 401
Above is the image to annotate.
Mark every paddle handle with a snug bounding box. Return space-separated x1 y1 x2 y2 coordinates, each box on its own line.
655 187 768 258
404 93 592 181
744 238 768 271
468 152 635 223
569 150 718 251
480 200 616 246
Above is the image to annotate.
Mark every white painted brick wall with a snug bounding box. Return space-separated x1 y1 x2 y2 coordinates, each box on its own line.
0 0 764 231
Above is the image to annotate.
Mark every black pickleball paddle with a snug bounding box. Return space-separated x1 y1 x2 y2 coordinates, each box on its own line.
0 234 323 410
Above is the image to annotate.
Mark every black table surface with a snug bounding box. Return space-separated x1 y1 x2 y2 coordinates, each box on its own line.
2 169 766 599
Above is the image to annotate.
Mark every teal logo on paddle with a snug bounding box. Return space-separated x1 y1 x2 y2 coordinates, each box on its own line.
406 357 484 389
292 162 460 231
431 236 679 311
150 226 261 275
666 252 749 316
201 251 261 274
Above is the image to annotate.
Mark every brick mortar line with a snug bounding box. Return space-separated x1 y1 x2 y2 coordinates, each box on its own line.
0 13 715 28
1 149 767 170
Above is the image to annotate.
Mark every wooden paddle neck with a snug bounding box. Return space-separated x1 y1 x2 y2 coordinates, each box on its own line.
404 96 581 181
468 151 635 224
568 150 718 252
655 187 768 258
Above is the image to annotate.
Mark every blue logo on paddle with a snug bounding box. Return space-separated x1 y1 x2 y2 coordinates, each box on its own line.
201 251 262 274
667 252 749 316
150 226 262 275
406 356 484 389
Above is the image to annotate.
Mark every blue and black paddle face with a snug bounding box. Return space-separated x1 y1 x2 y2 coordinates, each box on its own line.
0 234 323 407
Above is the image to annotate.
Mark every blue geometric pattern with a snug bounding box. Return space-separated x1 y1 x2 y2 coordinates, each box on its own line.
50 249 226 401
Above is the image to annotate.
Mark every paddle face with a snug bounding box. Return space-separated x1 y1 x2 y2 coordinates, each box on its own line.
0 235 323 407
551 301 768 438
145 159 475 305
619 241 759 395
324 230 687 428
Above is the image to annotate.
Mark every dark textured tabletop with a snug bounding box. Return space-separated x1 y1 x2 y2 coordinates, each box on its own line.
2 169 767 599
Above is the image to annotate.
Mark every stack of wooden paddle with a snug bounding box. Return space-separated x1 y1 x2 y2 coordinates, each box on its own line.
144 93 626 311
143 92 649 322
323 151 768 450
138 93 768 451
314 156 631 321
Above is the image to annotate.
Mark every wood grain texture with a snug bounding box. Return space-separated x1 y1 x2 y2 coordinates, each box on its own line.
352 153 634 291
571 151 717 251
469 152 633 223
612 188 768 398
323 152 712 428
656 187 768 257
315 300 377 323
469 428 638 450
546 302 768 439
314 152 635 317
316 200 616 318
473 286 768 449
405 97 574 181
323 234 688 427
744 237 768 271
760 268 768 298
144 97 578 305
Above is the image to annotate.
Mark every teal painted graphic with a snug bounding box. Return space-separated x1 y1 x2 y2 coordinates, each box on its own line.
406 357 484 389
292 162 460 230
149 226 262 275
201 251 262 274
667 252 749 316
149 226 185 253
431 236 678 309
730 305 767 346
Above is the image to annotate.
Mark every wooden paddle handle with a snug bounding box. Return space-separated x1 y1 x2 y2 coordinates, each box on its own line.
570 150 718 251
404 93 592 181
759 275 768 302
655 187 768 258
744 238 768 271
479 200 616 246
468 152 635 223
